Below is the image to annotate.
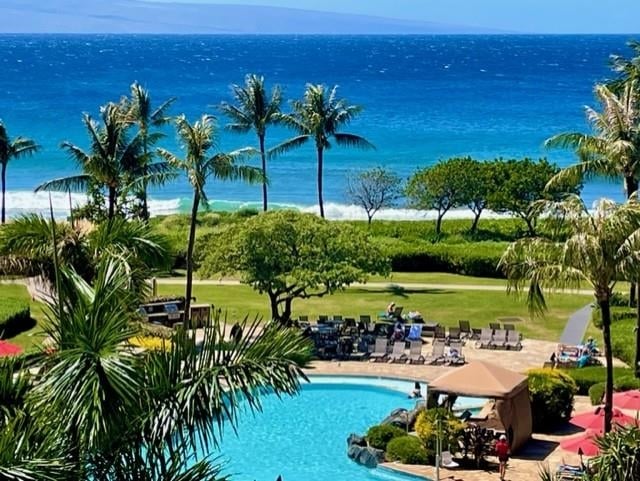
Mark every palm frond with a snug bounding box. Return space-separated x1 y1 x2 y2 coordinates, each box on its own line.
34 175 92 193
268 135 310 160
333 133 375 150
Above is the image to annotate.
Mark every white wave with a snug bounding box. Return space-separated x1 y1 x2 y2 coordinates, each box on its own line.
3 191 88 217
148 198 182 216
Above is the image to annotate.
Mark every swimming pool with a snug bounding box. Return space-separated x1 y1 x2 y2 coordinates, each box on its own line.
202 376 484 481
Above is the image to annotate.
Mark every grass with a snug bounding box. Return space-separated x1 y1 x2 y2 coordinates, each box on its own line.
368 272 508 286
0 284 46 352
158 283 591 342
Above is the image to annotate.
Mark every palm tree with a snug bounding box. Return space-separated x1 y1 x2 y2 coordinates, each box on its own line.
158 114 262 324
277 84 374 218
499 195 640 433
546 82 640 375
35 102 140 220
125 82 176 220
0 121 39 224
609 40 640 93
220 74 283 211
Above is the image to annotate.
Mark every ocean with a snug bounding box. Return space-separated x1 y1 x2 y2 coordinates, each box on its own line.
0 34 634 219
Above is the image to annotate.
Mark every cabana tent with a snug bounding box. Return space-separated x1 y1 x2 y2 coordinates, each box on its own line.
428 360 532 452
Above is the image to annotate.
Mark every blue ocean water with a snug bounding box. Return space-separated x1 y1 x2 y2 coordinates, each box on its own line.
0 34 634 218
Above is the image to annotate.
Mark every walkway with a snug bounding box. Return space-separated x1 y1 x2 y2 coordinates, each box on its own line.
559 304 593 345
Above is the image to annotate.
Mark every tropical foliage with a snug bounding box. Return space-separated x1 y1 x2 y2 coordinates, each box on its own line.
157 114 261 323
220 74 283 211
278 84 374 218
500 195 640 432
346 166 402 224
197 210 390 324
527 368 577 432
0 121 39 224
0 255 312 480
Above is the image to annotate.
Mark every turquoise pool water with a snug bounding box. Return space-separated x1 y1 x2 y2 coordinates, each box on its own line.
202 376 485 481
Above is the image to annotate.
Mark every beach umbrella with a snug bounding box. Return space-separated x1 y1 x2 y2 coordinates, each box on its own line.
560 430 601 456
613 390 640 411
570 406 635 431
0 340 23 357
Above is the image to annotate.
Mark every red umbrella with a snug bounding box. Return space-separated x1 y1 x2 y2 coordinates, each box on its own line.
613 390 640 411
570 406 635 430
0 340 23 357
560 430 601 456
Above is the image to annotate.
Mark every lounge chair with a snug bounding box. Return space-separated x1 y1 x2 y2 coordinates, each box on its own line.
491 329 508 349
369 338 389 362
505 330 522 350
318 315 328 324
503 323 516 332
298 315 309 324
446 342 465 365
471 327 482 340
556 464 587 481
332 315 343 321
359 314 371 323
424 341 446 365
434 325 447 342
448 327 461 344
458 320 472 339
407 340 425 364
441 451 459 468
476 328 494 349
388 341 407 363
393 306 404 318
489 322 501 331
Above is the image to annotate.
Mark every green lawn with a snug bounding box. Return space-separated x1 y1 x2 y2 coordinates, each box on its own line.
368 272 508 286
0 284 46 352
158 283 592 341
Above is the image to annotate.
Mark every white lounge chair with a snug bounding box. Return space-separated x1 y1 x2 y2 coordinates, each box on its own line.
441 450 459 468
407 340 425 364
476 328 493 349
491 329 508 349
425 341 446 365
506 330 522 350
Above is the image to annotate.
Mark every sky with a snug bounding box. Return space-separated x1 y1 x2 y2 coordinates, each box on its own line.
146 0 640 34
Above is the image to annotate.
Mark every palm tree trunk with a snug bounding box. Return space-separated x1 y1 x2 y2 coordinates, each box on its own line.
599 297 614 433
317 146 324 218
141 141 150 221
259 134 268 212
108 186 117 220
1 162 6 224
625 175 640 374
184 190 200 326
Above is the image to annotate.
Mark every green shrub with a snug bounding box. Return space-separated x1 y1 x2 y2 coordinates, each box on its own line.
385 435 429 465
0 298 31 339
589 382 606 406
615 376 640 392
414 408 466 457
611 317 636 367
564 367 637 395
366 424 406 450
528 369 577 432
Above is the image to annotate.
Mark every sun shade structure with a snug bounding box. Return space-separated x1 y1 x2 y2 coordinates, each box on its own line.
560 430 601 456
613 390 640 411
428 360 532 452
570 406 636 431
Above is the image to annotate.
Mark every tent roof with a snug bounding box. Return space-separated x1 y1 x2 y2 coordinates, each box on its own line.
428 360 527 398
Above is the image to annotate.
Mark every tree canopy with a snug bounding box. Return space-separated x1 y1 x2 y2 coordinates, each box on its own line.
346 166 402 224
197 210 390 324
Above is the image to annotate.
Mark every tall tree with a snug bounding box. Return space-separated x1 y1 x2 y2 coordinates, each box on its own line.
35 102 140 220
0 121 39 224
125 82 176 221
278 84 374 218
546 82 640 374
346 167 402 224
500 195 640 434
157 114 261 324
220 74 283 211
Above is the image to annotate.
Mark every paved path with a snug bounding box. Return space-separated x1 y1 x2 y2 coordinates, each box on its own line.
559 303 593 345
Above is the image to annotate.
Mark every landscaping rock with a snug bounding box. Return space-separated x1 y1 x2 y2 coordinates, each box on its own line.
347 433 367 447
348 445 384 468
347 445 362 460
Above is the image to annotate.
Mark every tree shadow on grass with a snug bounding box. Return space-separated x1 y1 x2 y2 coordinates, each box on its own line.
1 316 37 340
355 284 455 298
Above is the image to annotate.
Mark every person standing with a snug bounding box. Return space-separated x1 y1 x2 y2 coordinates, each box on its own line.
495 434 510 480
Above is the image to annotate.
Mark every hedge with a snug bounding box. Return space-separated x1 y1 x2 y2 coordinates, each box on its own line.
376 238 506 278
366 424 406 451
0 298 31 339
385 435 429 465
527 369 577 432
563 367 638 395
589 383 605 406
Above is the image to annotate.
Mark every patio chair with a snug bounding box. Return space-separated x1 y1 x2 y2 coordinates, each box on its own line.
393 306 404 318
424 340 446 365
503 323 516 332
489 322 501 331
440 451 459 468
434 325 447 341
505 330 522 350
298 315 309 324
458 320 472 339
491 329 508 349
359 314 371 323
407 340 425 364
445 342 465 366
448 327 461 343
471 327 482 340
388 341 407 363
344 317 356 327
476 328 494 349
369 338 389 362
332 315 343 321
318 315 328 324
